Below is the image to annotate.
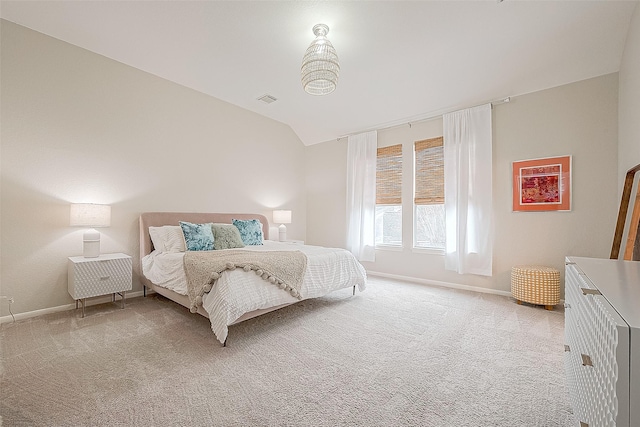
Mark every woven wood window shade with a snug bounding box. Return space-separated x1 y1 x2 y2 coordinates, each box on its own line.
376 144 402 205
414 137 444 205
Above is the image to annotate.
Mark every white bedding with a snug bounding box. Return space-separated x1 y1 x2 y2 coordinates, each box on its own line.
142 241 367 343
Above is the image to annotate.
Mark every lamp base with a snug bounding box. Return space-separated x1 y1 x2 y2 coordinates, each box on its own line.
278 224 287 242
83 229 101 258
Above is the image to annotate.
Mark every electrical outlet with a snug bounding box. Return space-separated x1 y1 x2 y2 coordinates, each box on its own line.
0 295 14 304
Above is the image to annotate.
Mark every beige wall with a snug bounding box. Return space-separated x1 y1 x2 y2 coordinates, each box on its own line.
305 138 349 248
305 74 620 295
0 21 307 317
619 3 640 185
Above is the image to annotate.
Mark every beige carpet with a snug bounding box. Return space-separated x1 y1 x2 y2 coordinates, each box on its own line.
0 277 575 426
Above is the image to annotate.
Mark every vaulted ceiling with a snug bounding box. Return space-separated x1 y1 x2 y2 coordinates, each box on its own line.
1 1 637 145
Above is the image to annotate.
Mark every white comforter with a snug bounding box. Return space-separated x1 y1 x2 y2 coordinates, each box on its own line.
142 241 367 343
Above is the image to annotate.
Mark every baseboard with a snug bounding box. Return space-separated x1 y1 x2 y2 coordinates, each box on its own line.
1 274 559 325
0 290 147 324
366 270 513 298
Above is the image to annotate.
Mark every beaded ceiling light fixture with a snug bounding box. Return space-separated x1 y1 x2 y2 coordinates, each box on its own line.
301 24 340 96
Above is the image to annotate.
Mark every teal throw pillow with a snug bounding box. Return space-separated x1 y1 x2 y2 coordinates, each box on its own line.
179 221 214 251
212 223 245 250
232 219 264 246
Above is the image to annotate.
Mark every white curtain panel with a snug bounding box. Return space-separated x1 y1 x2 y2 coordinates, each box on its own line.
443 104 493 276
346 130 377 262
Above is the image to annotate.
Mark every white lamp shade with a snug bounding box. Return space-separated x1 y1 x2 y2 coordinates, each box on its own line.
273 210 292 224
70 204 111 227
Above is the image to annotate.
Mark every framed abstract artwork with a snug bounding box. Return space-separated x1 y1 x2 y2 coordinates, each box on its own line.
512 155 571 212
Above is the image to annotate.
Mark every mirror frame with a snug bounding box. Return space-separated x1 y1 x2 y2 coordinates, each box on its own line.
611 163 640 260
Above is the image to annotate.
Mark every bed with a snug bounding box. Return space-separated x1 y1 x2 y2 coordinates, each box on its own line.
139 212 367 344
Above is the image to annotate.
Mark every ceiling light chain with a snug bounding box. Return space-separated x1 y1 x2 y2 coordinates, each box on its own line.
301 24 340 96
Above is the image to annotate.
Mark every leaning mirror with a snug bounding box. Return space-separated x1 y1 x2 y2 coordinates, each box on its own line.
611 163 640 261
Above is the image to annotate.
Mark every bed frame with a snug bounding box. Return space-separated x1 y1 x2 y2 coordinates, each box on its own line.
139 212 294 325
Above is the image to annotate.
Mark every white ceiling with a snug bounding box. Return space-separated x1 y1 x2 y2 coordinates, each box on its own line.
1 1 637 145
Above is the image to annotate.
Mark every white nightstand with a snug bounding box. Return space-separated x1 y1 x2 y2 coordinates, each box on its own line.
68 253 132 317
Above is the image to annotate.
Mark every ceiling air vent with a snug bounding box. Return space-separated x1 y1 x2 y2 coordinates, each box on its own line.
257 94 277 104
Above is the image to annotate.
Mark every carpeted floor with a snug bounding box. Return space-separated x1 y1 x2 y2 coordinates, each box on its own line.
0 277 575 426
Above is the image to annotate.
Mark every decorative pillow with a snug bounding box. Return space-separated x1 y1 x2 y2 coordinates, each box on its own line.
179 221 214 251
232 218 264 246
149 225 186 253
212 223 245 250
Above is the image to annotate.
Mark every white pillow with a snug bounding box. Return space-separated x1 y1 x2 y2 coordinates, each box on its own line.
149 226 186 253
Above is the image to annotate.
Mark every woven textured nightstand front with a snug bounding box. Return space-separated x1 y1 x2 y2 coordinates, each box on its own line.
68 253 132 317
68 253 132 299
511 265 560 308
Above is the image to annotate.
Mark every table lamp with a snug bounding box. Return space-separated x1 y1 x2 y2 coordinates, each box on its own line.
70 203 111 257
273 210 292 242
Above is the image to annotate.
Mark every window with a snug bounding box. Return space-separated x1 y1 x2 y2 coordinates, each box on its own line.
414 137 445 249
375 144 402 246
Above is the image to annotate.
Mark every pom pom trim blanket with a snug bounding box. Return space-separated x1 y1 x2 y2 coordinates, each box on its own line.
183 250 307 313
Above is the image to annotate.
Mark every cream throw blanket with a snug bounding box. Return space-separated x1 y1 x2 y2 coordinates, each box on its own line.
183 250 307 313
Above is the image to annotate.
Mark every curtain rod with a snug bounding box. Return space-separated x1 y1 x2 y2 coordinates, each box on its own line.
336 97 511 141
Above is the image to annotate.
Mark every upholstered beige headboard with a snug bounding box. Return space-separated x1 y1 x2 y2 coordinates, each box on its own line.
138 212 270 277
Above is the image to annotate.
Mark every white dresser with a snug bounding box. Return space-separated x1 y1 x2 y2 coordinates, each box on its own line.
68 253 132 317
564 257 640 427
